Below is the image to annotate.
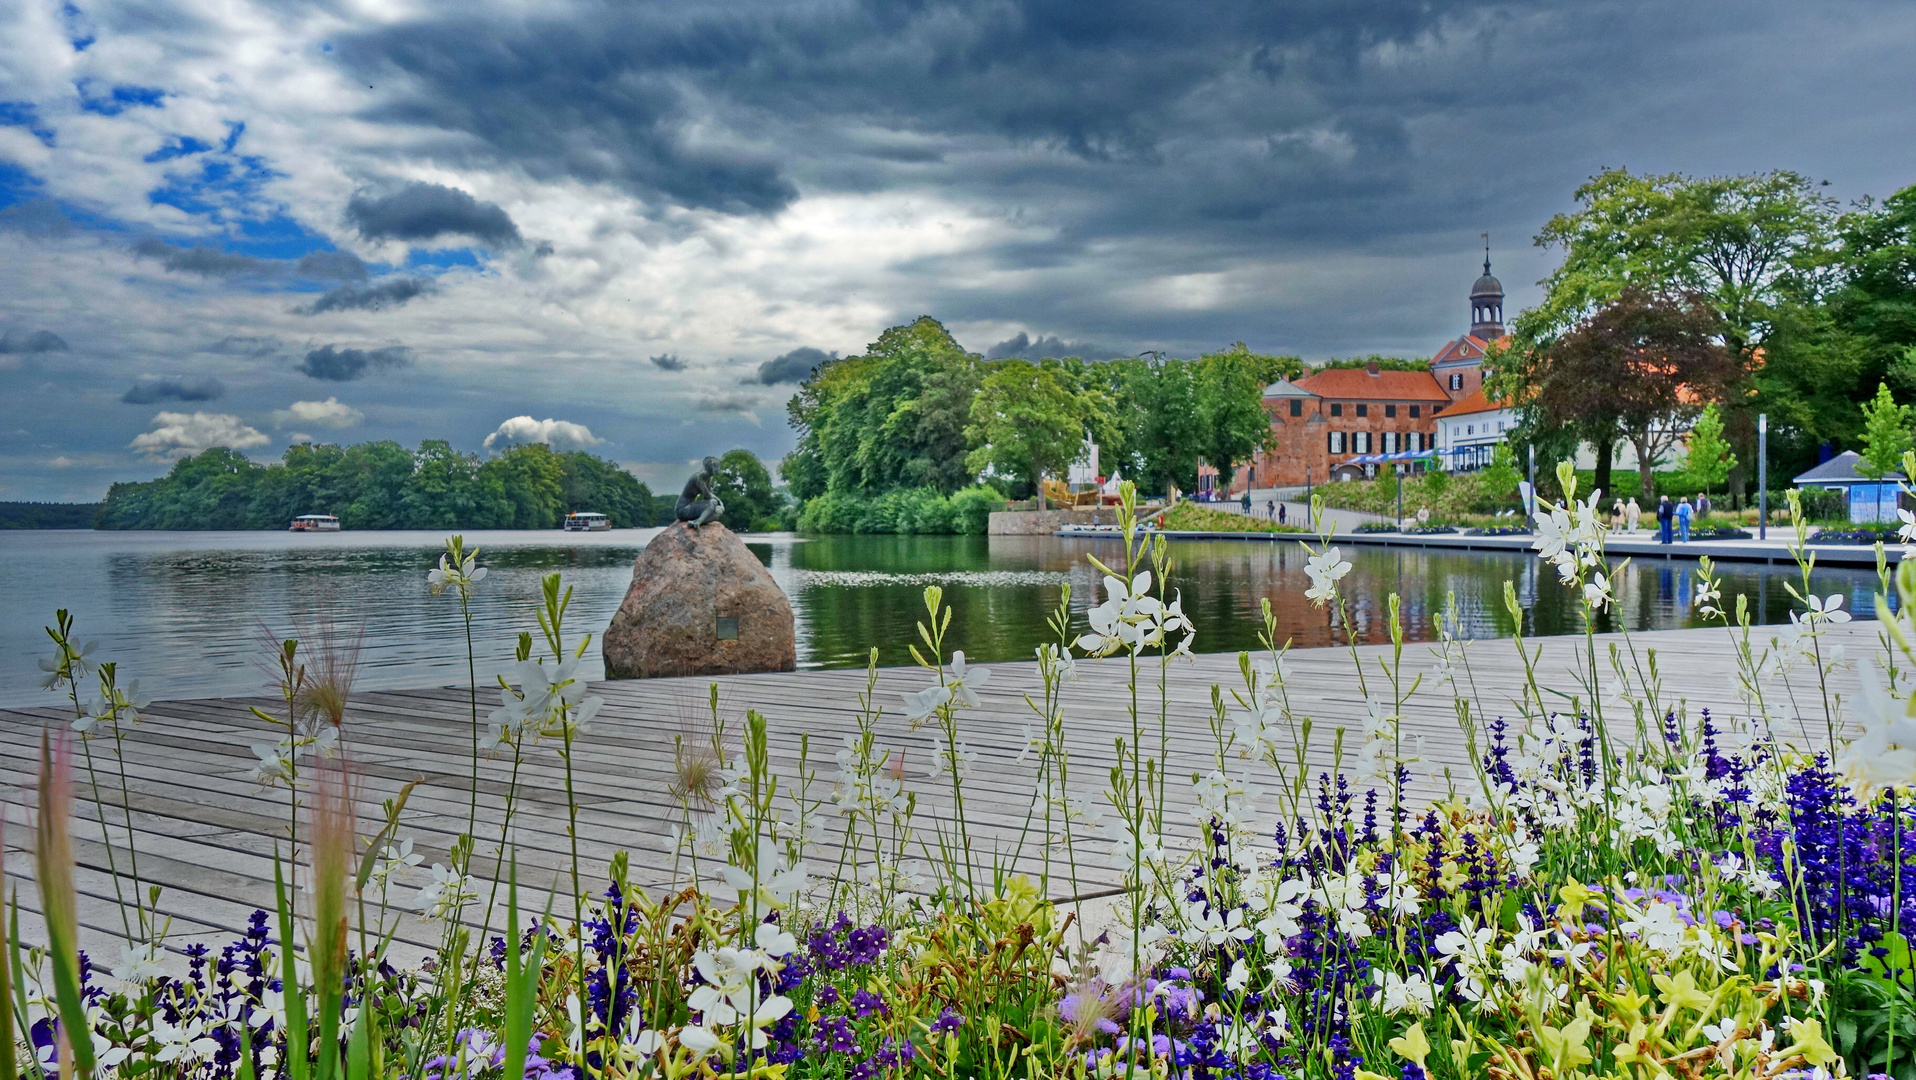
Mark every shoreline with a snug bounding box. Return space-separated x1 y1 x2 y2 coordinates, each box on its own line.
1056 524 1898 567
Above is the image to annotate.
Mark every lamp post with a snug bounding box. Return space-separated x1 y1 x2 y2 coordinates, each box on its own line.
1527 443 1536 525
1396 463 1404 530
1758 413 1768 541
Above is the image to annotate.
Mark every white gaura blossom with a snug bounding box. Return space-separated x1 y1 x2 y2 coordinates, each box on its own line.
929 735 977 779
717 840 809 910
489 656 603 746
113 941 167 984
414 863 477 920
1371 969 1435 1015
1836 659 1916 793
945 651 992 706
900 684 950 727
1303 548 1351 605
1076 571 1161 656
427 546 488 597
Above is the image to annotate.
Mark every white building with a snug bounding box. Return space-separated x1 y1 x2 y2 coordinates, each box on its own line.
1432 387 1517 471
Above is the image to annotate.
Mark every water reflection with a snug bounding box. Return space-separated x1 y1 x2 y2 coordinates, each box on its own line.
0 529 1883 706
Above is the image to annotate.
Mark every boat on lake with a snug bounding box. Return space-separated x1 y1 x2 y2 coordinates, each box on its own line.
289 514 341 532
563 511 612 532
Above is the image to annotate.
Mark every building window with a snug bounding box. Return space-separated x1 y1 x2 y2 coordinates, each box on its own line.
1385 404 1396 418
1356 404 1368 418
1355 432 1371 454
1330 403 1343 417
1329 431 1345 454
1289 399 1302 417
1498 420 1506 431
1409 432 1422 452
1466 425 1474 435
1409 405 1420 418
1449 373 1463 391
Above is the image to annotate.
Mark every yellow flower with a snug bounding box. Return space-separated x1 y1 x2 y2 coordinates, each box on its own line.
1782 1017 1839 1068
1537 1016 1594 1074
1388 1022 1431 1070
1651 970 1712 1017
1558 878 1594 921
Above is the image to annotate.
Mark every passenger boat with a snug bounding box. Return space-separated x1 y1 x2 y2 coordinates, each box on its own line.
563 511 612 532
289 514 341 532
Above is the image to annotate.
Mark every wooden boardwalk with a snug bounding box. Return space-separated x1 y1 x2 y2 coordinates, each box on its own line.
0 619 1874 966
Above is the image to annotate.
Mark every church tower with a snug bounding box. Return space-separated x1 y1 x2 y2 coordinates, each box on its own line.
1468 240 1504 341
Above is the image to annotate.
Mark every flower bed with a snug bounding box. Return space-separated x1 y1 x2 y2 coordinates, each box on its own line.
17 479 1914 1080
1158 502 1305 533
1813 525 1901 544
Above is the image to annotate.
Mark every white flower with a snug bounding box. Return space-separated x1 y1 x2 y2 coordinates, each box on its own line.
946 651 992 707
679 1025 723 1057
414 863 477 920
900 684 951 726
1224 958 1250 993
1371 969 1435 1015
1835 659 1916 792
1802 592 1851 624
427 548 488 597
151 1019 220 1064
1303 548 1351 605
114 942 167 984
1582 572 1613 611
370 838 423 887
754 921 798 958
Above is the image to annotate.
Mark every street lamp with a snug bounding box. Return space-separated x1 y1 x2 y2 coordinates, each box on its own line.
1758 413 1768 541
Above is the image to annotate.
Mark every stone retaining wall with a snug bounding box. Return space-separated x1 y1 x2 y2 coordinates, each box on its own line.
988 507 1126 535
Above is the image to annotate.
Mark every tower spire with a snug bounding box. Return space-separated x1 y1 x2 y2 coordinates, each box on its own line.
1482 231 1491 276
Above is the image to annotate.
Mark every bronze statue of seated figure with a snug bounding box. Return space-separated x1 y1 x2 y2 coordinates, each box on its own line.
674 456 725 528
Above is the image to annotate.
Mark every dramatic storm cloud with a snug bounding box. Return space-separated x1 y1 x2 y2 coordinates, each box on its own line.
753 347 834 385
296 277 435 315
122 377 224 403
0 0 1912 498
346 183 522 246
297 345 412 381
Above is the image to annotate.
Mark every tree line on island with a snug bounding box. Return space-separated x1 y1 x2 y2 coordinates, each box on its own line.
94 442 788 533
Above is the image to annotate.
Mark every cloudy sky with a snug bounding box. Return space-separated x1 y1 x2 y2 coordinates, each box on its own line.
1 0 1912 501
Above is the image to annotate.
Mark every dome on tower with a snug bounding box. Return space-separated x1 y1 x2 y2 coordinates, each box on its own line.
1468 252 1504 340
1471 267 1503 301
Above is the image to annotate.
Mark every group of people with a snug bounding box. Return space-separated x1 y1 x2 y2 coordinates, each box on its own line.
1610 492 1713 543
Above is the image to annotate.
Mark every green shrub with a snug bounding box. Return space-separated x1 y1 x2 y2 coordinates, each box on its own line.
948 486 1005 534
796 486 1005 535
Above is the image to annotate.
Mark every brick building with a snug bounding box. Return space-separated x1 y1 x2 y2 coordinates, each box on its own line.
1237 254 1508 490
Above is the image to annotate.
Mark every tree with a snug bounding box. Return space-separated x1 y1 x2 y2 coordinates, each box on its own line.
712 449 783 530
1194 345 1283 494
1520 168 1838 361
965 359 1110 507
782 316 984 498
1681 403 1737 497
1104 357 1203 498
1857 381 1913 478
1539 290 1741 500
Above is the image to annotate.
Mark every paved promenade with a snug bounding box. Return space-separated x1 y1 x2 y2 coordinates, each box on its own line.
0 621 1874 965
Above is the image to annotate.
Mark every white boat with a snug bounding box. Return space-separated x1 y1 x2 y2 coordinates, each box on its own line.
289 514 341 532
563 511 612 532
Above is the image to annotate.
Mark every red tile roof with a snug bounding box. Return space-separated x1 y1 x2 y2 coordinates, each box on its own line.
1295 367 1449 402
1435 387 1506 417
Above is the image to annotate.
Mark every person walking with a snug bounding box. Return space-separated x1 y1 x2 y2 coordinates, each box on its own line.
1676 497 1694 542
1657 495 1674 543
1278 502 1288 525
1626 497 1642 534
1613 498 1625 527
1697 492 1711 518
1242 490 1252 515
1266 499 1276 520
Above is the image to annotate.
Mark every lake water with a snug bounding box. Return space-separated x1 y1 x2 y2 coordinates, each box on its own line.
0 528 1885 707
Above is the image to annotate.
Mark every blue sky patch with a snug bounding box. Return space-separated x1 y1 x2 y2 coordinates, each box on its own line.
78 82 165 116
0 101 56 147
144 135 213 163
406 247 481 270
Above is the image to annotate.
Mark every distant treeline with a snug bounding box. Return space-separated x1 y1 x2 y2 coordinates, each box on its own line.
94 441 796 532
0 501 101 529
97 442 659 530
